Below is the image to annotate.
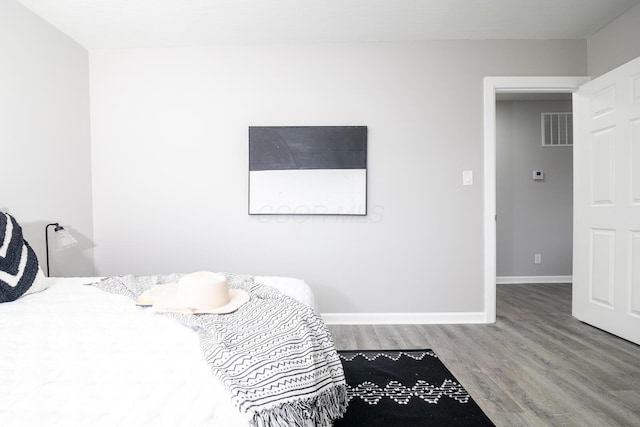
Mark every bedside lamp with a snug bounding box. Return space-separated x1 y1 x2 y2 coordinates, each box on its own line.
45 223 78 277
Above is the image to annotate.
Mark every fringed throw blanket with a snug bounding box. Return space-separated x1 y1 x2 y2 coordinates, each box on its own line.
93 274 347 427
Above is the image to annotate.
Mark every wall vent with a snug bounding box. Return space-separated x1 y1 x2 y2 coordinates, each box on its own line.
541 112 573 147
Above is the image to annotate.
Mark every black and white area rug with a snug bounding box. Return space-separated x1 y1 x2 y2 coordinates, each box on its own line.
335 350 495 427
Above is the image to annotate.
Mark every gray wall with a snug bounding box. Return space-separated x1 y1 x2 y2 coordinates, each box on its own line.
496 101 573 278
0 0 94 276
89 40 587 314
588 2 640 77
4 0 640 314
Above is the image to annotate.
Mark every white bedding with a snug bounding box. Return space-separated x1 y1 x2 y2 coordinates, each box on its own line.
0 276 318 427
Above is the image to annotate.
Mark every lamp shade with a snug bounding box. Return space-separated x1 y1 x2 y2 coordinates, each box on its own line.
55 228 78 251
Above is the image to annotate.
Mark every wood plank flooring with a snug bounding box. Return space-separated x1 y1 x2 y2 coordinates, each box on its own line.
327 284 640 426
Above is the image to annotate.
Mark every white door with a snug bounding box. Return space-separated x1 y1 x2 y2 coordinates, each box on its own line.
573 55 640 345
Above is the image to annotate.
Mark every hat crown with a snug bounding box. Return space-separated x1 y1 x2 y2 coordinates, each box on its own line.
177 271 230 309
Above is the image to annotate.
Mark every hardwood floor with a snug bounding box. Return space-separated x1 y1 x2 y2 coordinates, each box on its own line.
327 284 640 426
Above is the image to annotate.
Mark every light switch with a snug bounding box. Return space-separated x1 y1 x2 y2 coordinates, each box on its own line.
463 170 473 186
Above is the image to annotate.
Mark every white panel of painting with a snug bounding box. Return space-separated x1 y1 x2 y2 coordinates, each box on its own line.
249 169 366 215
590 229 615 307
591 127 616 205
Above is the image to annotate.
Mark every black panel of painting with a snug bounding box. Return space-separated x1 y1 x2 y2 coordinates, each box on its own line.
249 126 367 171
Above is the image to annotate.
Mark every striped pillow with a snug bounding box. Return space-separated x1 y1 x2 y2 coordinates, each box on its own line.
0 212 46 303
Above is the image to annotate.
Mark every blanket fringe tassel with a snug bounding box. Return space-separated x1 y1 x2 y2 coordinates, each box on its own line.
251 384 348 427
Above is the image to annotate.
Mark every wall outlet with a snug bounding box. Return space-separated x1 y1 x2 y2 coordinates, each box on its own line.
534 253 542 264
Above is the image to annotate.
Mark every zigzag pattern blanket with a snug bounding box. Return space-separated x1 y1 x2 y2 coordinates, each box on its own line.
93 274 347 427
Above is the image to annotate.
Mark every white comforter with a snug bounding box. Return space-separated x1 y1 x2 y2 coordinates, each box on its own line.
0 276 318 427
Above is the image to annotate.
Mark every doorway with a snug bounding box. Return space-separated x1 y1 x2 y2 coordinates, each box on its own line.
495 93 573 284
482 76 589 323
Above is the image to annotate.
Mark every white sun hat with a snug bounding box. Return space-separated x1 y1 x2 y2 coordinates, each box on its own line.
147 271 250 314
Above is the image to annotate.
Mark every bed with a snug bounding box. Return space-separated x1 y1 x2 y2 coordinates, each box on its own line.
0 274 345 426
1 211 346 425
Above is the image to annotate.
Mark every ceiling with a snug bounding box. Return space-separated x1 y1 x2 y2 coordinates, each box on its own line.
15 0 640 49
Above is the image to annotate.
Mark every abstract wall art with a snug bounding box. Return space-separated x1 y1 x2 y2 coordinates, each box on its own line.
249 126 367 215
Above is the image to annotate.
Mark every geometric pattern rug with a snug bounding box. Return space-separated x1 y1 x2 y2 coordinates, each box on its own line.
334 350 495 426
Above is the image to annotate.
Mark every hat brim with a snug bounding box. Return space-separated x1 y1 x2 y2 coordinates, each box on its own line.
150 285 250 314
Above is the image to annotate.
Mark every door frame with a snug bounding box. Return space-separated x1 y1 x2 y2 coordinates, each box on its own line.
483 76 589 323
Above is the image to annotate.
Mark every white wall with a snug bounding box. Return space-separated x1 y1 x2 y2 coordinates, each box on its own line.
90 40 586 314
0 0 93 277
588 3 640 77
496 100 573 279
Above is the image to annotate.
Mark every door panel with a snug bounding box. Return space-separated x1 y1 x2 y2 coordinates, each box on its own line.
591 127 616 205
574 55 640 344
631 231 640 316
632 120 640 203
633 74 640 101
591 84 616 118
589 229 615 307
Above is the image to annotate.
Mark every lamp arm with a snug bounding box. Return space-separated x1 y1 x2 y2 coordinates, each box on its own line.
45 223 59 277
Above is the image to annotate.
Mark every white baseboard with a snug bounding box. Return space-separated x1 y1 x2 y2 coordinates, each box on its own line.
321 312 488 325
497 275 572 284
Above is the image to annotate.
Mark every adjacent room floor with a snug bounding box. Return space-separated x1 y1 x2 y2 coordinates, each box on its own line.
328 283 640 426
